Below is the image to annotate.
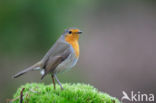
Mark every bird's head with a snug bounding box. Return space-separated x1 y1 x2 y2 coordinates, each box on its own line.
63 27 82 41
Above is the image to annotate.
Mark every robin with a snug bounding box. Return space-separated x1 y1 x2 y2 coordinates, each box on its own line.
13 27 82 90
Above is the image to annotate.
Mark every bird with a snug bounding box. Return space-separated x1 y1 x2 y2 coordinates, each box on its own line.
13 27 82 90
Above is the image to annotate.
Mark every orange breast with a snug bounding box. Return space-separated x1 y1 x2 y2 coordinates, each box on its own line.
65 34 80 58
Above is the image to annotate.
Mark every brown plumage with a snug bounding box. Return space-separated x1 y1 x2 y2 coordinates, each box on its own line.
13 27 82 90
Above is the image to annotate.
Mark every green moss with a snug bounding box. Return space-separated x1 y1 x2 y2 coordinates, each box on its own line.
12 83 120 103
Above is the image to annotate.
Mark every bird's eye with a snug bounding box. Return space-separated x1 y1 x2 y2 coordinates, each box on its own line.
69 31 72 34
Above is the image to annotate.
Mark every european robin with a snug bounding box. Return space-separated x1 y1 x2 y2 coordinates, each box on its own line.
13 27 82 90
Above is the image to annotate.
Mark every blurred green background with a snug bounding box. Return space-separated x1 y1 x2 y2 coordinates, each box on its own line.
0 0 90 102
1 0 156 103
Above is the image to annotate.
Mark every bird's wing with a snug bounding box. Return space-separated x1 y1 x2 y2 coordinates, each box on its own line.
41 36 69 63
41 41 71 79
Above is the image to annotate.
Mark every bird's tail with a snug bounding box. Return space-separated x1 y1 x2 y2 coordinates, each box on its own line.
13 61 42 78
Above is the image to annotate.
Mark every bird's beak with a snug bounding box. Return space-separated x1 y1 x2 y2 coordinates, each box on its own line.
78 31 82 34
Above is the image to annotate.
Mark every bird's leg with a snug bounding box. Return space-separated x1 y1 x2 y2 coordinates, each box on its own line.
54 74 64 90
51 75 56 90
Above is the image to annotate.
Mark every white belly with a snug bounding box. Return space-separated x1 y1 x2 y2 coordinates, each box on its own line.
40 45 79 75
54 50 78 73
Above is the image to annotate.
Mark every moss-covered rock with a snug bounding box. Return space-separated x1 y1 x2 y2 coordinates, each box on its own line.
12 83 120 103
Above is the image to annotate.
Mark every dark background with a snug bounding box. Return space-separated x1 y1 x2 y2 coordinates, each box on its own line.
0 0 156 103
